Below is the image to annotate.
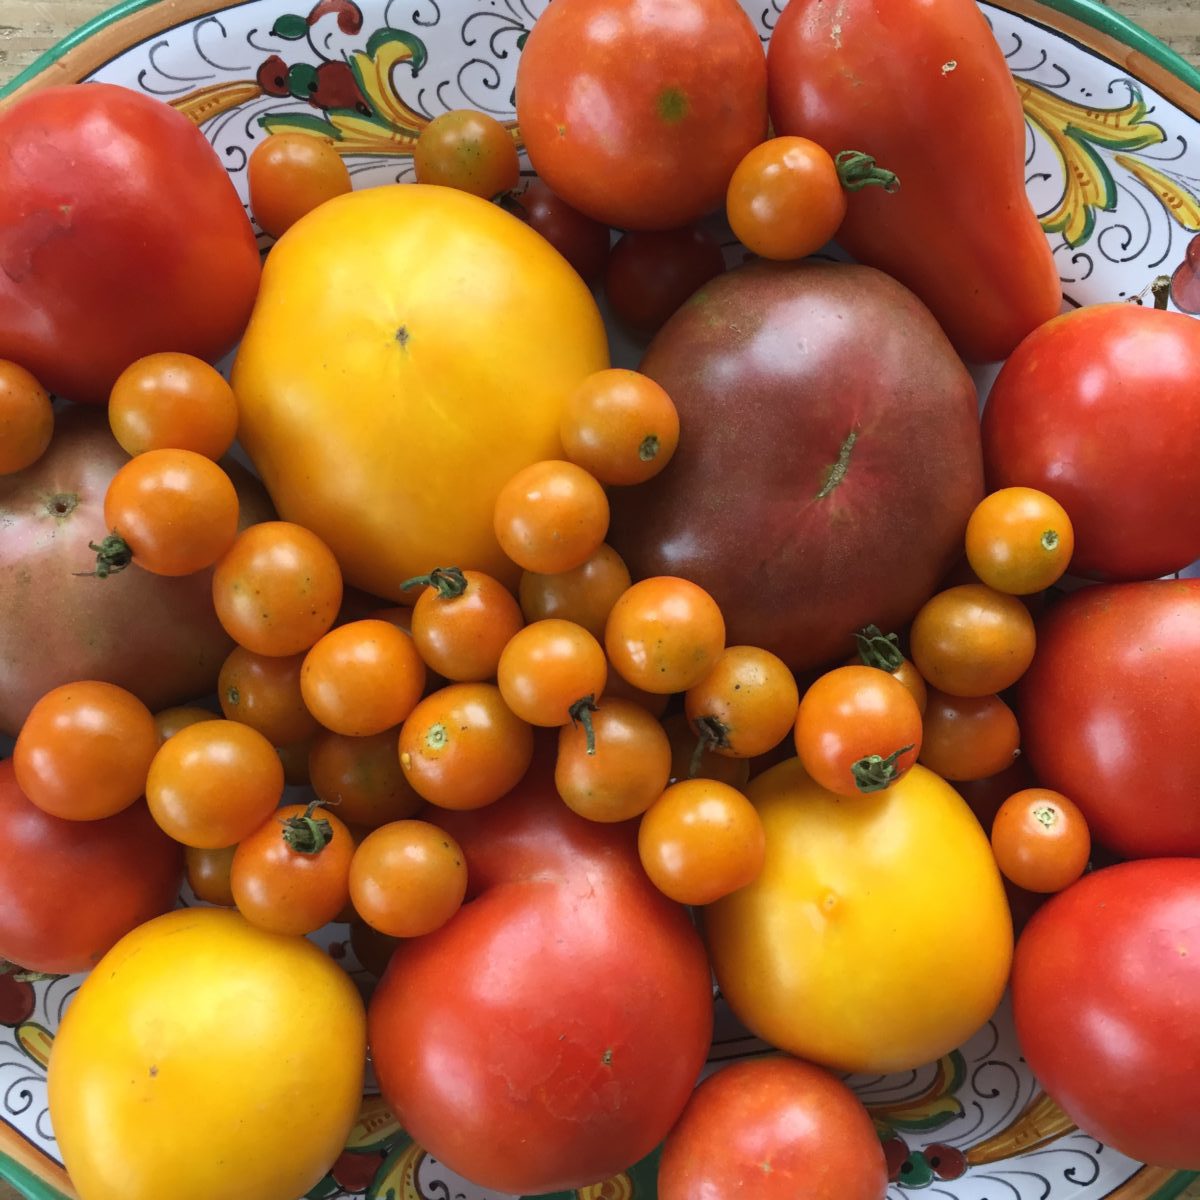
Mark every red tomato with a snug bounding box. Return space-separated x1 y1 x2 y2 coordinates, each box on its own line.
1012 859 1200 1169
506 180 611 285
0 84 260 405
0 760 182 975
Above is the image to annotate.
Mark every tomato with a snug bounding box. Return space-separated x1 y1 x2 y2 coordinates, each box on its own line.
232 185 608 597
0 759 182 975
601 670 671 719
516 0 766 230
398 683 534 810
849 625 928 714
0 360 52 475
497 619 608 732
145 719 284 848
706 758 1013 1072
14 681 159 821
685 645 799 760
555 698 671 822
918 689 1019 782
983 305 1200 578
308 727 423 828
349 819 468 938
560 369 680 486
726 137 847 261
910 584 1036 697
794 666 922 796
663 712 751 787
349 918 399 979
604 225 727 337
301 619 425 737
185 845 236 907
248 132 352 239
965 487 1074 595
368 748 713 1194
1012 859 1200 1168
155 705 218 741
494 459 610 574
276 739 313 787
504 179 611 285
990 788 1090 894
108 352 239 460
518 543 631 640
658 1057 888 1200
605 576 726 694
212 521 343 657
0 84 260 406
412 110 519 200
218 647 319 746
48 908 366 1200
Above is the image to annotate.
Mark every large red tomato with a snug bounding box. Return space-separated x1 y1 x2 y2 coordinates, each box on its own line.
1012 859 1200 1169
515 0 767 231
368 743 714 1194
0 759 184 975
1018 579 1200 857
0 84 261 405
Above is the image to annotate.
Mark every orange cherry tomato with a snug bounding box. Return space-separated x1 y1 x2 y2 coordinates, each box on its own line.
218 647 320 746
276 739 312 787
685 645 799 759
991 787 1091 894
518 543 632 641
918 690 1020 782
248 132 352 239
497 619 608 730
185 844 237 907
412 109 520 200
308 727 424 829
965 487 1075 595
663 713 751 787
848 624 928 714
0 359 53 475
154 705 218 742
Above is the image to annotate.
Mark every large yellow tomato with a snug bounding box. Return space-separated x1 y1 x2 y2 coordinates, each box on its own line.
704 760 1012 1073
232 184 610 596
47 908 366 1200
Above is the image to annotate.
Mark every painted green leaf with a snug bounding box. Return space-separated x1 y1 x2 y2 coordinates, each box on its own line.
260 111 344 139
365 27 429 74
271 13 309 39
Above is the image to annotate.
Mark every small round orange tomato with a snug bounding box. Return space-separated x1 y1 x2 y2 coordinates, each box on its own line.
991 788 1091 894
605 576 726 694
308 728 424 828
349 819 468 938
404 567 523 682
965 487 1075 595
910 584 1036 698
412 109 520 200
248 132 352 239
685 646 799 759
794 666 922 797
519 543 632 640
638 779 766 906
212 522 343 657
663 713 752 787
14 681 159 820
918 690 1020 782
725 137 847 261
555 698 672 822
849 624 928 714
100 449 239 577
276 739 312 787
185 844 237 906
154 705 217 742
560 369 680 486
301 619 426 737
398 683 533 810
494 460 610 575
0 359 53 475
497 619 608 729
218 647 320 746
145 719 284 848
107 353 239 460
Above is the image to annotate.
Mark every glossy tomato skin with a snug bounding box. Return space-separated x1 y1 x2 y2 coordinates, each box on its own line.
0 85 260 405
368 742 714 1194
982 305 1200 579
516 0 767 231
1019 579 1200 857
1012 859 1200 1168
0 760 183 975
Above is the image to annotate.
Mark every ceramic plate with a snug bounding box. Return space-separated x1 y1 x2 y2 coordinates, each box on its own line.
2 1 1199 1198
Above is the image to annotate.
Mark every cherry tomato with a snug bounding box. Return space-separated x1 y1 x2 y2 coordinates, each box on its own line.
494 460 610 575
601 670 671 719
560 369 680 486
14 681 158 820
848 624 928 714
154 705 218 742
231 801 354 935
218 647 320 746
350 918 400 978
276 739 312 787
212 521 343 657
505 179 611 284
0 359 53 475
554 698 672 823
398 683 534 810
910 584 1036 698
107 352 238 460
725 137 846 261
685 645 799 760
518 543 632 640
308 727 423 828
145 719 284 848
991 787 1091 894
185 844 236 906
965 487 1075 595
404 567 523 682
98 449 239 577
605 576 726 694
794 665 922 797
638 779 765 905
349 819 468 937
301 619 426 737
412 109 520 200
918 690 1020 782
248 131 352 239
663 713 751 787
497 619 608 732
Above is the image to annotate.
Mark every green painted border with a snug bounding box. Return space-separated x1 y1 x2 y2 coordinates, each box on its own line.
0 1154 70 1200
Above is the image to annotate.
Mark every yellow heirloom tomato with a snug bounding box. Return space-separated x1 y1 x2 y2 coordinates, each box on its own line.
232 184 610 597
48 908 366 1200
704 759 1013 1074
